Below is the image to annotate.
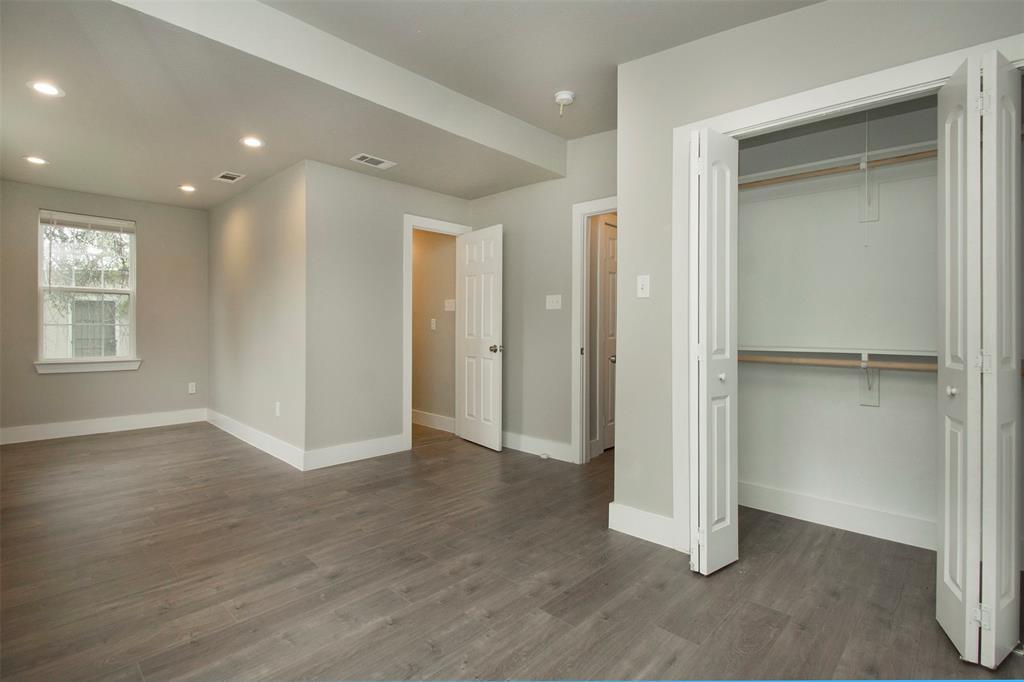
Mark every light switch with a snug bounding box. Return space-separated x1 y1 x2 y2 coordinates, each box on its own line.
444 299 455 312
430 318 437 331
546 294 562 310
636 275 651 298
187 382 197 395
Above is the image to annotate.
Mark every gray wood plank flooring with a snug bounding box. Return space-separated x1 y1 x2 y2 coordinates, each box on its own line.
1 422 1021 680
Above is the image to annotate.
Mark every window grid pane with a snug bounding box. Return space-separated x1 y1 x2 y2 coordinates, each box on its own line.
39 212 135 361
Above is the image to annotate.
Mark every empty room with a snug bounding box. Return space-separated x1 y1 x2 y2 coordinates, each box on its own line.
1 1 1022 680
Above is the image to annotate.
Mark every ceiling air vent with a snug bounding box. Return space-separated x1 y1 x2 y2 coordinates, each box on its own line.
350 153 397 170
213 171 247 184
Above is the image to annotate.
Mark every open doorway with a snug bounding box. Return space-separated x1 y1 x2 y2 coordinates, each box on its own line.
587 211 617 460
402 214 473 450
570 196 617 464
411 228 458 446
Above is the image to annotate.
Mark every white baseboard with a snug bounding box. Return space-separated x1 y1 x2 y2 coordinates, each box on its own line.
411 409 454 433
304 433 408 470
206 410 305 471
608 501 680 551
0 408 208 445
739 481 936 551
502 431 578 463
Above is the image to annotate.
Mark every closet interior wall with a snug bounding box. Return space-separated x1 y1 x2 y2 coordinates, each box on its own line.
735 97 941 549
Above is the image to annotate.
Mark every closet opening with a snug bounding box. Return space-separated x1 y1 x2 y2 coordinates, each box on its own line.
734 94 942 551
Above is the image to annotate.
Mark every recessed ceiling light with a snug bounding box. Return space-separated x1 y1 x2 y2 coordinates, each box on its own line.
28 81 65 97
179 184 196 193
240 136 264 148
23 156 48 165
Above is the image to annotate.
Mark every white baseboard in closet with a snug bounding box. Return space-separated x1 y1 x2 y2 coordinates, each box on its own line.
502 431 578 463
739 481 936 551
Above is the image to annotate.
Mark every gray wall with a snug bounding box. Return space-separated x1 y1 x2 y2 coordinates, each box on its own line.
209 162 307 448
470 130 616 442
615 0 1024 516
0 180 208 426
412 229 456 418
304 160 470 450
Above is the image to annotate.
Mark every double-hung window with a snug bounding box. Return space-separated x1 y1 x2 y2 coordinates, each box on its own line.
36 210 139 373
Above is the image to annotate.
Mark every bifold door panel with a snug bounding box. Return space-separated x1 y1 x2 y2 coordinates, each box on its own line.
690 128 739 576
979 48 1021 671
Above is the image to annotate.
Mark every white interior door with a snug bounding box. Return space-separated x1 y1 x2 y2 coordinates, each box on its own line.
598 218 617 449
690 128 739 575
979 49 1021 670
455 224 503 451
935 57 984 664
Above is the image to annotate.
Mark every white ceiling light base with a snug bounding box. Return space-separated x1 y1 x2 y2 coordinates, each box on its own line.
554 90 575 117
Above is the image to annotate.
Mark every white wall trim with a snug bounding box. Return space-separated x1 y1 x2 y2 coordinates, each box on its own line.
0 408 208 445
304 433 407 471
502 431 576 463
403 213 474 456
411 409 455 433
570 195 617 466
740 482 936 551
34 358 142 374
671 33 1024 561
206 410 305 470
608 502 681 551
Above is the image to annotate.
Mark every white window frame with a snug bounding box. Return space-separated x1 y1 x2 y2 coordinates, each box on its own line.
35 209 141 374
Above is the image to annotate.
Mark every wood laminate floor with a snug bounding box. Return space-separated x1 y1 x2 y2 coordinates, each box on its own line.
2 422 1021 680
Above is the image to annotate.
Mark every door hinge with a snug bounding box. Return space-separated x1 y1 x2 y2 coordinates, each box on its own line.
975 93 992 115
580 347 585 356
973 604 993 631
975 351 993 374
696 525 707 546
695 158 707 176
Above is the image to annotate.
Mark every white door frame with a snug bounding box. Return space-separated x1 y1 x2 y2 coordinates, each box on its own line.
403 214 474 449
571 196 617 465
670 34 1024 553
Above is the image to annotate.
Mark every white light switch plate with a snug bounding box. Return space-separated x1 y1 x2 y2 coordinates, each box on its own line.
636 275 651 298
546 294 562 310
430 318 437 331
444 299 455 312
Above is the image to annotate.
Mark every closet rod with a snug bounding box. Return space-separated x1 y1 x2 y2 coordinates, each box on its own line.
738 353 937 372
739 149 937 191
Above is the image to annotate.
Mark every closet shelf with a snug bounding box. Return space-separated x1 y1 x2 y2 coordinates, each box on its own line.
739 149 937 191
739 353 1024 375
738 353 936 372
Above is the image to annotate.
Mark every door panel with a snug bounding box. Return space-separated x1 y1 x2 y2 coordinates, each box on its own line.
599 220 617 448
935 58 983 665
980 49 1021 670
692 128 739 575
456 225 503 451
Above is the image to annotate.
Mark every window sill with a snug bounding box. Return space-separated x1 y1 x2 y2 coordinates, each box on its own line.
34 358 142 374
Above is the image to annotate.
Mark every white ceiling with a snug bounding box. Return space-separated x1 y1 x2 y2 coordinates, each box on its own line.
265 0 816 139
1 0 560 208
2 0 815 209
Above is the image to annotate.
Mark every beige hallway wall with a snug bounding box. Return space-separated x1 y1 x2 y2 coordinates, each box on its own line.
412 229 456 419
0 181 208 428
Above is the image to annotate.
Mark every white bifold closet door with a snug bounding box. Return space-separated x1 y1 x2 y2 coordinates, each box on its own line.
455 224 503 451
935 56 984 665
689 128 739 575
979 49 1020 671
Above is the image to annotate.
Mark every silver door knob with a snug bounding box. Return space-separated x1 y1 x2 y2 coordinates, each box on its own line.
718 373 727 382
945 385 958 397
610 355 616 364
